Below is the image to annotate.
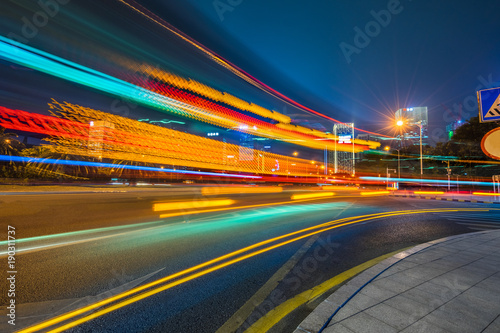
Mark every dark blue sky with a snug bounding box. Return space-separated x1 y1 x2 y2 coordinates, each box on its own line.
138 0 500 142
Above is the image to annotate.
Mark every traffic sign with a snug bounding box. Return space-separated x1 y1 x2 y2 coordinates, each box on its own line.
481 127 500 160
478 87 500 122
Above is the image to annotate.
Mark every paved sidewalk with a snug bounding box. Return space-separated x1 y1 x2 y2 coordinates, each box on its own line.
295 230 500 333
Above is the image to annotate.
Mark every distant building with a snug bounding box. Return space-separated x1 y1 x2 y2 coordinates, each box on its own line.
395 107 428 147
331 123 355 175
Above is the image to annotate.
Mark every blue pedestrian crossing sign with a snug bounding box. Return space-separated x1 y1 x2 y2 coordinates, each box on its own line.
478 87 500 123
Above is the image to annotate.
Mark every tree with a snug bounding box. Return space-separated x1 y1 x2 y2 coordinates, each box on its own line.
0 127 24 155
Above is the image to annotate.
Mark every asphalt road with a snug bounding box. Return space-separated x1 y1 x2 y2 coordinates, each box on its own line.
1 188 499 333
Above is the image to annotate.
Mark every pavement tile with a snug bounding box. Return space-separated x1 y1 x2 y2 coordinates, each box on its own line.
400 319 451 333
339 311 398 333
325 285 360 305
401 254 438 265
436 293 497 327
383 294 433 318
400 263 449 281
378 261 419 279
439 251 484 263
460 285 500 310
474 274 500 293
371 275 414 294
364 302 415 330
412 281 460 305
465 258 500 273
417 246 458 256
482 315 500 333
376 270 427 290
482 253 500 264
410 249 454 262
465 245 500 255
344 293 381 311
422 258 464 271
359 284 397 301
429 267 490 292
333 304 362 321
322 322 356 333
423 307 487 332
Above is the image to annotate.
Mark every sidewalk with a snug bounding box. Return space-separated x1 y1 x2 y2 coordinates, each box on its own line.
295 230 500 333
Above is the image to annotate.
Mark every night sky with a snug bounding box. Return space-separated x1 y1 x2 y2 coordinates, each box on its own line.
1 0 499 145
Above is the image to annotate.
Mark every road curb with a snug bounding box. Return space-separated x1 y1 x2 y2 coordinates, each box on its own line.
390 194 499 204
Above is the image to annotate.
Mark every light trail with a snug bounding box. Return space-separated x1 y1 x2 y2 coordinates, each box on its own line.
153 199 235 212
291 192 335 200
472 192 500 196
158 195 360 219
0 36 376 152
0 155 259 179
360 190 390 196
18 208 495 333
360 176 496 187
201 186 283 196
414 191 445 195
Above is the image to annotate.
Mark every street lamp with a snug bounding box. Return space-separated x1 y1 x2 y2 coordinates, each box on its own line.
397 120 423 177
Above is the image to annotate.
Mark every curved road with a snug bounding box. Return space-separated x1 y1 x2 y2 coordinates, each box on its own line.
1 188 499 333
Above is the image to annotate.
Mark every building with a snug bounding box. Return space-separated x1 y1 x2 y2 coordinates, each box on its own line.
395 107 428 147
331 123 355 175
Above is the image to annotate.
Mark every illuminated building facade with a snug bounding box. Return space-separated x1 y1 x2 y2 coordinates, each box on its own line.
331 123 355 175
395 107 428 147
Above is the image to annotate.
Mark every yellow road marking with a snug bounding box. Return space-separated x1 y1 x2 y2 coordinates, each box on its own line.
216 202 354 333
215 235 321 333
243 248 412 333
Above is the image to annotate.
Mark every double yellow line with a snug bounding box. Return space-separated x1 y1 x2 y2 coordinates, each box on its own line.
18 208 493 333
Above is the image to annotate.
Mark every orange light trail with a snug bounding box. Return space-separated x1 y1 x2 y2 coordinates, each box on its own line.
472 192 500 196
360 191 390 196
153 199 235 212
201 186 283 196
291 192 335 200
